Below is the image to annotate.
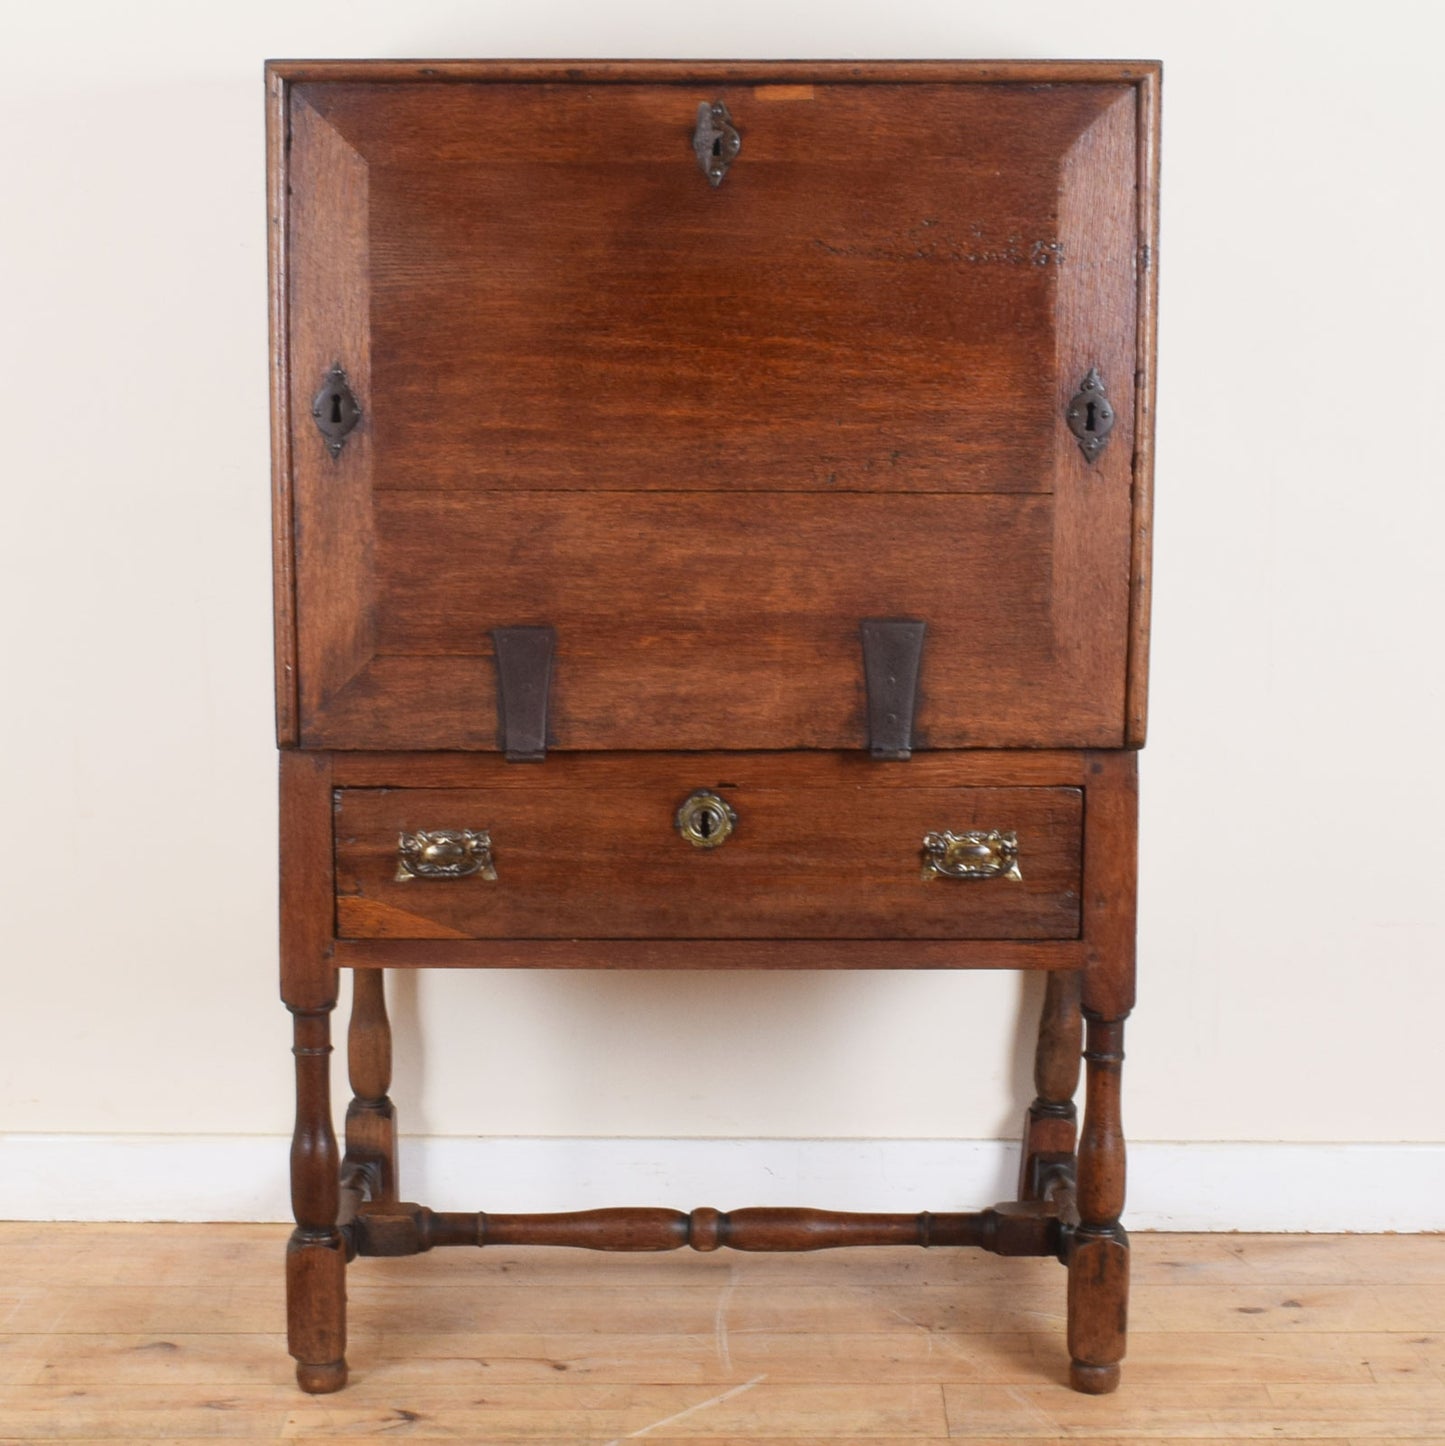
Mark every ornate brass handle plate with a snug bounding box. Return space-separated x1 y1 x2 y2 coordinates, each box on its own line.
676 790 737 849
396 829 498 882
921 830 1021 882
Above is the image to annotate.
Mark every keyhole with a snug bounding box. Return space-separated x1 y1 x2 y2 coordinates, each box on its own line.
330 392 343 426
712 137 723 158
1084 400 1097 433
679 791 734 847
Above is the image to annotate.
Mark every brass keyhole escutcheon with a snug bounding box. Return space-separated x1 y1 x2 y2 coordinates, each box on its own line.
676 790 737 849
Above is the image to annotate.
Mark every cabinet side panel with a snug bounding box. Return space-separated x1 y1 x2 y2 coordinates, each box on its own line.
267 68 298 744
1126 70 1160 747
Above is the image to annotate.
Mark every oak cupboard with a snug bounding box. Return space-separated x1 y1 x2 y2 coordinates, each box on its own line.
269 59 1159 1395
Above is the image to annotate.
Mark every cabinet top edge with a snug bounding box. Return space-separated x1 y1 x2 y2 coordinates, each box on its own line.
264 59 1162 87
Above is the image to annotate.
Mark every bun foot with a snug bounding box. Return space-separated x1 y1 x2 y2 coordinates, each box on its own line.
296 1359 348 1394
1069 1360 1121 1394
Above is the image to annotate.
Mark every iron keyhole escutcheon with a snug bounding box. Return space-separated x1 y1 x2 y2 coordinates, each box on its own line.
692 100 741 186
1066 367 1115 463
311 363 361 457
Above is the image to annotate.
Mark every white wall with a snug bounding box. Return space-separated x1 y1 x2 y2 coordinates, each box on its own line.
3 1 1443 1223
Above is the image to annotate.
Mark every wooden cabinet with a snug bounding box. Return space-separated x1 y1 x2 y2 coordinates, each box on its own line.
270 59 1158 1397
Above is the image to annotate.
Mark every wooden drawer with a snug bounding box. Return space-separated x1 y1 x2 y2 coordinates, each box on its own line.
334 773 1082 941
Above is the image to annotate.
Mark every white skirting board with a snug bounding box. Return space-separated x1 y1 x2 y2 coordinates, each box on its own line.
2 1135 1441 1232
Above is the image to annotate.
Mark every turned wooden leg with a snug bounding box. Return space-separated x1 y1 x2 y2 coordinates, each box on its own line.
1067 1011 1129 1395
345 969 398 1202
1018 970 1082 1200
287 1004 347 1394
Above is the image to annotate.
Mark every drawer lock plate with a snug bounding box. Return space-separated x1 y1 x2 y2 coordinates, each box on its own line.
676 790 738 849
921 829 1021 882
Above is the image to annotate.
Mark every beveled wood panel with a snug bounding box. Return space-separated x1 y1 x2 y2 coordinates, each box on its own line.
305 490 1130 751
275 69 1149 753
374 493 1051 658
334 784 1082 940
282 91 376 747
298 80 1127 496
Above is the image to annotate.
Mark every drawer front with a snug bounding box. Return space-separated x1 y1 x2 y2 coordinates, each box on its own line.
276 66 1154 753
334 782 1082 941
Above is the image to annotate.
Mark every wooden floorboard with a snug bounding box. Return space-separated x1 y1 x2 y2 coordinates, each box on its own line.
0 1225 1440 1441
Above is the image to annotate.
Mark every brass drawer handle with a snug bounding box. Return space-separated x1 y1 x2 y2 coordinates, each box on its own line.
396 829 498 882
921 830 1021 882
676 790 737 849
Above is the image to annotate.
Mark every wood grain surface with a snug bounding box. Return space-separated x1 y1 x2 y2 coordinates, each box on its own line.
301 485 1127 752
304 81 1112 496
274 68 1153 753
329 748 1093 790
1 1224 1438 1441
284 93 377 750
335 783 1083 941
329 936 1085 971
